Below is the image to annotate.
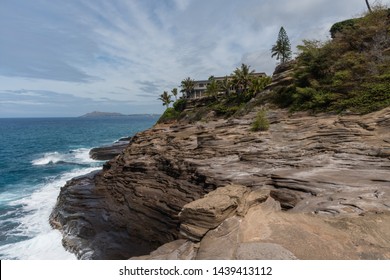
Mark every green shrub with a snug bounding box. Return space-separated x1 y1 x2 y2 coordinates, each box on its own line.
272 86 296 108
157 108 180 123
332 70 352 86
225 106 241 117
211 103 227 115
212 103 241 117
329 18 359 38
251 109 270 131
273 8 390 114
173 99 186 112
338 80 390 113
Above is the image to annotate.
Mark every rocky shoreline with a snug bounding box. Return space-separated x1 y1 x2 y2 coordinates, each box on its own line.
50 105 390 259
89 137 132 161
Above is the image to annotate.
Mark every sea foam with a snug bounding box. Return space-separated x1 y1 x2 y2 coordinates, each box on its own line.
31 148 97 166
0 167 100 260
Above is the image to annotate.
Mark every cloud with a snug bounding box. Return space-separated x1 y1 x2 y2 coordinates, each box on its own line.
173 0 192 11
0 89 155 117
1 0 389 117
0 1 98 82
1 100 48 106
136 80 165 96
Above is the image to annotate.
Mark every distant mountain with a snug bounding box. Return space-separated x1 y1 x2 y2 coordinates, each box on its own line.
79 111 126 118
79 111 161 118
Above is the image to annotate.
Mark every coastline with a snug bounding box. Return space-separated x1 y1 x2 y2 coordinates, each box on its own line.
89 136 132 160
0 116 159 260
50 107 390 260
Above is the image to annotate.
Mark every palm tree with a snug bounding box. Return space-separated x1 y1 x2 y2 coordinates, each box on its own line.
180 77 195 98
249 76 272 97
171 88 178 101
232 63 255 95
206 78 219 98
218 76 232 96
158 91 172 109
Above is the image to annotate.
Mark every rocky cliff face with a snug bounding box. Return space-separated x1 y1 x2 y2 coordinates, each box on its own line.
50 105 390 259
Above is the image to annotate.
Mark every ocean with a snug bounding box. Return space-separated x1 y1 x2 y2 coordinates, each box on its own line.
0 115 159 260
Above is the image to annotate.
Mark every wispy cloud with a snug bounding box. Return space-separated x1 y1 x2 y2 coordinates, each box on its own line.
1 0 387 117
0 89 141 117
0 1 98 82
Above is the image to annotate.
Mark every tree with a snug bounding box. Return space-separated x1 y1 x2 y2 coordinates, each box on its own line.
249 76 272 96
218 76 232 96
206 77 219 98
171 88 178 100
232 63 254 94
271 26 292 64
158 91 172 108
180 77 195 98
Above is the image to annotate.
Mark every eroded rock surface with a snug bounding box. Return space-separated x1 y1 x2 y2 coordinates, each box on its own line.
89 137 131 160
134 186 390 260
51 106 390 259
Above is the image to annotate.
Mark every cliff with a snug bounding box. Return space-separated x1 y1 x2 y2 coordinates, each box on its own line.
49 8 390 259
50 103 390 259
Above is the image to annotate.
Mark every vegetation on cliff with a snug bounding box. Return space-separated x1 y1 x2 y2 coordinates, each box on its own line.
251 109 270 131
158 64 271 123
273 7 390 114
271 26 292 64
158 6 389 124
158 91 172 109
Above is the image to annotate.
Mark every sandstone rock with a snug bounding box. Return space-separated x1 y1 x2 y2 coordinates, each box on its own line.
179 185 250 241
51 106 390 259
196 216 241 259
235 243 297 260
178 185 271 242
89 139 131 160
145 192 390 260
130 239 198 260
266 60 296 90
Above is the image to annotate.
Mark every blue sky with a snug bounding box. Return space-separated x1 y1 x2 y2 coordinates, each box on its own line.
0 0 387 117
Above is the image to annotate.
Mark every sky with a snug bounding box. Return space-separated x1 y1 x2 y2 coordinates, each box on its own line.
0 0 388 117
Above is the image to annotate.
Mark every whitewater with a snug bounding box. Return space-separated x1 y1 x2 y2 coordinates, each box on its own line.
0 116 158 259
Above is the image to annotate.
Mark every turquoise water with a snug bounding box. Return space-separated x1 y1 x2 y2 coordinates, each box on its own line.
0 116 158 259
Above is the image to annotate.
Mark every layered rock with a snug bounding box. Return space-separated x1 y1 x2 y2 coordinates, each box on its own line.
89 137 131 160
51 106 390 259
178 185 268 241
266 60 296 90
134 185 390 260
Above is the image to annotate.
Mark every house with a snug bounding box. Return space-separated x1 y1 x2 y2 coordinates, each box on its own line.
183 72 267 99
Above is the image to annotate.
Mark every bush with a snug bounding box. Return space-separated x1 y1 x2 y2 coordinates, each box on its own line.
329 18 359 38
251 109 270 131
338 79 390 113
273 8 390 114
212 103 242 117
157 108 180 123
173 99 187 112
272 85 296 108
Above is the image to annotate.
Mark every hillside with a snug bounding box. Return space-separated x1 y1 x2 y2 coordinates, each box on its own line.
271 8 390 114
157 8 390 125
